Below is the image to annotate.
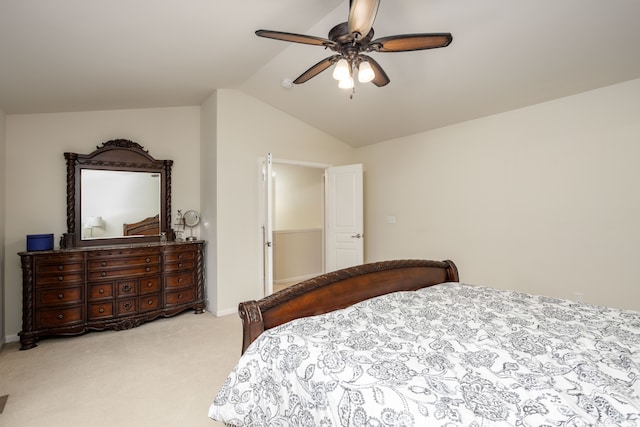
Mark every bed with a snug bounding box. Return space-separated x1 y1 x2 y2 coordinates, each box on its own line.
209 259 640 426
122 214 160 236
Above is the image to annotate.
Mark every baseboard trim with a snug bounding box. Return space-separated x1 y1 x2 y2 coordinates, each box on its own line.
213 307 237 317
274 272 322 286
5 334 19 344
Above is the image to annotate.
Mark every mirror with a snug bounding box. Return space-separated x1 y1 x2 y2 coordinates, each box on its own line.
183 210 200 241
81 170 160 239
63 139 173 248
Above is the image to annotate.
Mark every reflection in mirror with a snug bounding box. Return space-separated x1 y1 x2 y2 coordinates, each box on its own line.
81 170 161 240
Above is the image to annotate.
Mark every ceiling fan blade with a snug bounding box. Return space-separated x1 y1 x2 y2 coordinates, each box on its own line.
256 30 335 48
293 55 341 84
360 54 389 87
370 33 453 52
348 0 380 39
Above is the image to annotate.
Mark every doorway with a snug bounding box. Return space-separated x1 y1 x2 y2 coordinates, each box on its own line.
259 155 363 296
272 162 326 292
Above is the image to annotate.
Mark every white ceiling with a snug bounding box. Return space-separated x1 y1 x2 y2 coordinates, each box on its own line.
1 0 639 148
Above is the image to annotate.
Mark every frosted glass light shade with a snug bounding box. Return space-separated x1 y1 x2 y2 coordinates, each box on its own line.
338 76 354 89
358 61 375 83
332 58 350 81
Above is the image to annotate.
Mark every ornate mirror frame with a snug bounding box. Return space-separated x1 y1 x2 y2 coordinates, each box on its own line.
62 139 173 248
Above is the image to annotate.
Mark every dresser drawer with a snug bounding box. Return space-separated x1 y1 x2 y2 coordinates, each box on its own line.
139 294 160 312
88 302 114 319
116 280 137 297
36 272 84 286
36 306 83 329
88 264 161 281
165 288 194 306
117 299 137 316
165 271 194 288
88 254 160 270
165 259 195 272
140 276 161 294
36 286 83 307
36 261 84 275
164 250 195 263
88 282 115 300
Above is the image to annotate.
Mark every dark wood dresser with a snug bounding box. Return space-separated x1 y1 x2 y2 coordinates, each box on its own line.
18 241 205 350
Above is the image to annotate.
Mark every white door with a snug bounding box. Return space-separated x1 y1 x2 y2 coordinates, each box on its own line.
325 164 364 272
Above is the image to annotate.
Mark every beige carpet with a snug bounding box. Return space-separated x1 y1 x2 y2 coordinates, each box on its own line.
0 311 241 427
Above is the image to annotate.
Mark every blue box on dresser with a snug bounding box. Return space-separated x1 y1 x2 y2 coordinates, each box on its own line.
26 234 54 251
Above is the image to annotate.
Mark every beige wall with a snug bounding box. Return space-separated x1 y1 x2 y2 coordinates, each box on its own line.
3 107 201 339
209 89 356 315
199 92 218 312
0 109 6 346
273 163 324 230
3 79 639 342
274 229 323 283
358 78 640 311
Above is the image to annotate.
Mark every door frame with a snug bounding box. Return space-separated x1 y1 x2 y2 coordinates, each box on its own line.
258 156 332 297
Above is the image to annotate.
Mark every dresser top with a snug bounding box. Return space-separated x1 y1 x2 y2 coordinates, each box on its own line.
18 240 204 256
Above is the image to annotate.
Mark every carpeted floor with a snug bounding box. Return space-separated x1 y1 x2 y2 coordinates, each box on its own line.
0 311 241 427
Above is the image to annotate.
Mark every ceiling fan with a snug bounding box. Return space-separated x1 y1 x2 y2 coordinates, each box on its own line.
256 0 452 90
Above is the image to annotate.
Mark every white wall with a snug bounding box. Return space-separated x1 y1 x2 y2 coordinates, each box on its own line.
358 78 640 311
0 109 6 348
209 90 356 315
3 106 201 340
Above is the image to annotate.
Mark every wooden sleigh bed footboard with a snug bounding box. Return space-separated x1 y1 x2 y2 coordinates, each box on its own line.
238 259 459 353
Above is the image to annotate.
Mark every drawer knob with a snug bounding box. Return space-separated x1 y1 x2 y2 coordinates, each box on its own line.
178 277 183 283
178 263 183 268
123 302 132 310
178 254 183 259
58 275 64 281
147 299 153 305
99 307 105 313
146 282 153 288
57 293 64 300
101 271 107 277
99 288 105 294
57 265 64 271
101 261 107 267
57 314 64 319
123 284 132 292
178 293 183 299
145 267 151 272
145 257 151 263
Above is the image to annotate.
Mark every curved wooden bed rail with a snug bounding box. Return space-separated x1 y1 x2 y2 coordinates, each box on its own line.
238 259 459 354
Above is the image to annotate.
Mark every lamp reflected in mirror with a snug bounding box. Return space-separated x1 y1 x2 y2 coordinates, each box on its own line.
85 216 104 238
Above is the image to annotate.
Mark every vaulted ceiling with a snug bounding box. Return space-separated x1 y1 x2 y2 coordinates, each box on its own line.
1 0 639 147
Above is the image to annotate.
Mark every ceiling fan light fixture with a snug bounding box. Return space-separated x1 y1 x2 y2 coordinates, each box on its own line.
338 76 354 89
332 58 351 81
357 60 375 83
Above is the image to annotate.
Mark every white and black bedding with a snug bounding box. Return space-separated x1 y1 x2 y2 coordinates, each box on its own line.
209 282 640 426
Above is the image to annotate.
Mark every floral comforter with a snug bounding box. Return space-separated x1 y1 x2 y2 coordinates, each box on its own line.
209 283 640 426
